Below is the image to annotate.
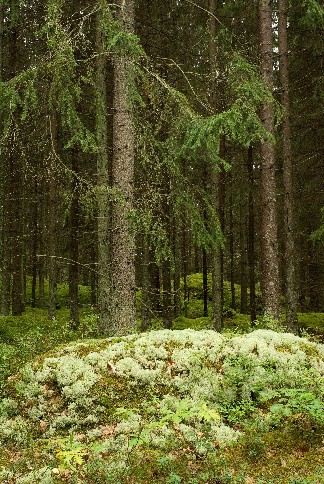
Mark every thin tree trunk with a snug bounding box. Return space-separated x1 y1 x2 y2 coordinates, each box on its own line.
202 249 208 316
9 2 24 316
96 7 110 334
247 146 256 323
183 226 188 316
173 218 181 317
239 190 247 314
47 108 58 320
38 175 46 308
209 0 222 331
229 188 236 310
31 177 38 308
278 0 298 329
1 157 12 315
69 152 79 328
141 234 151 331
258 0 281 321
162 259 172 329
110 0 136 335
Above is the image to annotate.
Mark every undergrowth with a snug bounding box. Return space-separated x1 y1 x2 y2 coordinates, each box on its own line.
0 328 323 483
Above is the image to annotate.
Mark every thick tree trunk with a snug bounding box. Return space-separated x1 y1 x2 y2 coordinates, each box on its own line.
278 0 298 329
258 0 281 321
96 7 111 334
110 0 136 335
247 146 257 323
209 0 222 331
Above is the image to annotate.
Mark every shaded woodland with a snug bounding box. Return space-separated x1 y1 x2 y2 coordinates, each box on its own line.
0 0 323 335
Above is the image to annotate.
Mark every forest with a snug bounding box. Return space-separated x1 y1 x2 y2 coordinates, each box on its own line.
0 0 323 482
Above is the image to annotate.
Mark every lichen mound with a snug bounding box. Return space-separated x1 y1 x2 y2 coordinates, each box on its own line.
1 329 323 483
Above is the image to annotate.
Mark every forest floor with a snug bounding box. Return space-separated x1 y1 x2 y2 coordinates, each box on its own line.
0 281 323 483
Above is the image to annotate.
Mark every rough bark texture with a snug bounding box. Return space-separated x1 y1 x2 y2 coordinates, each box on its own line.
8 3 24 316
31 177 38 308
202 249 208 316
247 146 256 323
1 4 12 315
96 7 111 335
141 234 151 331
162 259 172 329
278 0 298 329
258 0 281 321
69 152 79 329
173 218 181 318
47 109 58 321
209 0 222 331
110 0 136 335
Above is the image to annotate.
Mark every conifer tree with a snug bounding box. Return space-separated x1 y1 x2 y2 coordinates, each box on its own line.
110 0 136 335
258 0 281 321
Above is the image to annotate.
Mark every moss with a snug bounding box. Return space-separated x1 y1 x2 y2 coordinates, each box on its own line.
1 329 323 482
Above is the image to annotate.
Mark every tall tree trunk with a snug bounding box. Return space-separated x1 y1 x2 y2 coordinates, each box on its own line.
47 107 58 320
9 1 24 316
69 152 79 329
1 158 12 316
258 0 281 321
162 259 172 329
31 176 38 308
173 218 181 318
278 0 298 329
110 0 136 335
229 188 236 310
209 0 222 331
38 175 46 308
183 226 189 316
141 234 151 331
202 248 208 316
96 6 110 335
239 190 247 314
247 146 256 323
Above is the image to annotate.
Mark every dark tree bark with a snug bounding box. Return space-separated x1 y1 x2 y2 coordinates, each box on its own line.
141 234 152 331
8 1 24 316
96 6 110 334
69 152 79 329
278 0 298 329
202 248 208 316
239 186 247 314
162 259 172 329
47 108 58 320
183 227 189 316
110 0 136 335
209 0 222 331
258 0 281 321
38 175 46 308
173 218 181 318
31 176 38 308
229 186 236 311
1 162 12 316
247 146 257 323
